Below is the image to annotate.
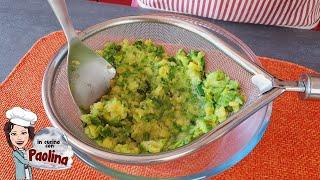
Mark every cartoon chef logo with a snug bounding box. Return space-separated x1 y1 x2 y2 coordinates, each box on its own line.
4 107 36 180
4 107 73 180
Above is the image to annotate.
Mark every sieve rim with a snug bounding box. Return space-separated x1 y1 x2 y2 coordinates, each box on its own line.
42 14 269 164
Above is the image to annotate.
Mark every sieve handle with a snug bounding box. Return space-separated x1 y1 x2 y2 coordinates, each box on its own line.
47 0 77 42
299 74 320 99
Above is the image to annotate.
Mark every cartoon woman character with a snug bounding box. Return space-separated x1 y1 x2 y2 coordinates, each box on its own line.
4 107 38 180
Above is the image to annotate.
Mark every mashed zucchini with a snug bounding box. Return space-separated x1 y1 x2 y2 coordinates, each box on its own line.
81 40 245 154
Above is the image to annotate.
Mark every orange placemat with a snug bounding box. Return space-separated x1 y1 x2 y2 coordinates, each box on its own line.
0 32 319 179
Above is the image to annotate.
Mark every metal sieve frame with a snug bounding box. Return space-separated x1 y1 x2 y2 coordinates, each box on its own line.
42 15 276 164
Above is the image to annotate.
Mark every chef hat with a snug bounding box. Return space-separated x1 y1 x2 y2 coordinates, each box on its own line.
6 107 38 127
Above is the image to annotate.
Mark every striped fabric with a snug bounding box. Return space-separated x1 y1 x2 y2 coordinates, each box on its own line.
134 0 320 29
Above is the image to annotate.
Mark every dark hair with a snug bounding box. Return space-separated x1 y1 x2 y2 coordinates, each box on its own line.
3 121 35 149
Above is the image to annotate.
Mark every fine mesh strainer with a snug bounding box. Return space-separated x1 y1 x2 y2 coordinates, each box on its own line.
42 14 319 169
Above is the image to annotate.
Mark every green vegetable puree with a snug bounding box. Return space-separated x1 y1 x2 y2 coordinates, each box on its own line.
81 40 245 154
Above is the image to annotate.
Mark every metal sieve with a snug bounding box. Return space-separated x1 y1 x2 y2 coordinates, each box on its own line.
42 14 320 165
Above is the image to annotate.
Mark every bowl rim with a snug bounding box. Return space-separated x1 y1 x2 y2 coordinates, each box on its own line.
42 14 270 165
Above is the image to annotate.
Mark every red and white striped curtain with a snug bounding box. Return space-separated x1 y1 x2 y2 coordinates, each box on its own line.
135 0 320 29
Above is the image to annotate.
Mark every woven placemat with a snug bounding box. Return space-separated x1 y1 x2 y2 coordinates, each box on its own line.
0 32 319 179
